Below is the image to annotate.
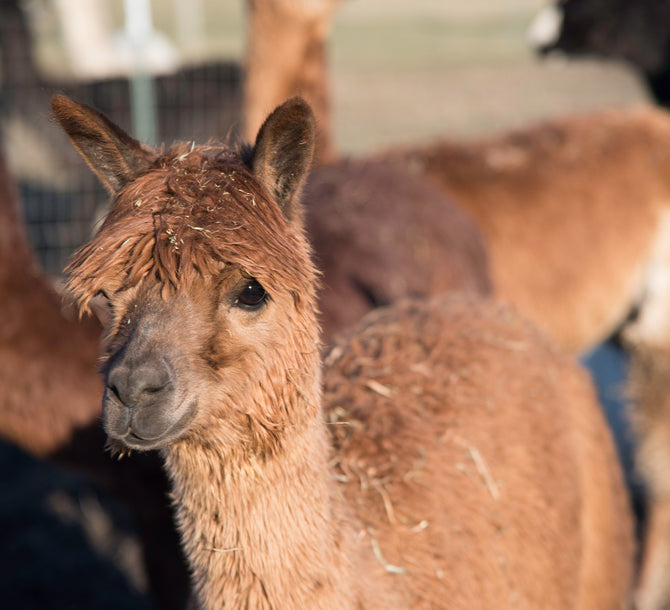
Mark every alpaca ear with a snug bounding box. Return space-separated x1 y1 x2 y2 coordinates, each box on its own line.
51 95 157 194
249 97 315 222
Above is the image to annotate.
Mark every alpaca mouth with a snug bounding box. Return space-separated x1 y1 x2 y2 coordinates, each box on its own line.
118 399 198 450
115 429 165 451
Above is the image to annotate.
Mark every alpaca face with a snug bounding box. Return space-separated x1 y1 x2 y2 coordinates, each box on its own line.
76 152 318 453
96 266 301 451
52 95 318 454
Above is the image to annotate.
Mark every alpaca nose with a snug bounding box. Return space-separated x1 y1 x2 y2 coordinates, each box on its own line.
106 360 173 410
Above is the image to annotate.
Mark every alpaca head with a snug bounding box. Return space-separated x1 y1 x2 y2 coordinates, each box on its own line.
52 95 320 455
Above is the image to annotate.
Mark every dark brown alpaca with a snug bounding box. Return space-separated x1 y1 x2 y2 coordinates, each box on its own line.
0 130 189 608
243 1 492 347
303 158 490 343
54 94 633 609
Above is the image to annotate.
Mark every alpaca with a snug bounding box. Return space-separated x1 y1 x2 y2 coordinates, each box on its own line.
242 0 339 164
378 113 670 607
380 107 670 356
303 158 490 344
0 131 103 457
0 128 190 609
54 94 633 609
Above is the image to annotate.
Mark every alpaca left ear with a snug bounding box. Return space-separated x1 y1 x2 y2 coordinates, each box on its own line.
249 97 315 222
51 94 157 194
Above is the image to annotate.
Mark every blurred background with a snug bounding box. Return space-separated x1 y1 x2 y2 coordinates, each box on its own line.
0 0 650 277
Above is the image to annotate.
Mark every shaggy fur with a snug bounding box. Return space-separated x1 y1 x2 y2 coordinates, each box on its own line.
56 95 633 609
383 113 670 608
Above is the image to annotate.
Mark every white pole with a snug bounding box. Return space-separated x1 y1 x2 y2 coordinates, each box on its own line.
123 0 158 145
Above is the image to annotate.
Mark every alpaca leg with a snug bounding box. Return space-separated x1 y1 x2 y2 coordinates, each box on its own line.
628 346 670 609
636 497 670 610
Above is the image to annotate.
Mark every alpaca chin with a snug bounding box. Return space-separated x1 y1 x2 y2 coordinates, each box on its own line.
105 437 133 459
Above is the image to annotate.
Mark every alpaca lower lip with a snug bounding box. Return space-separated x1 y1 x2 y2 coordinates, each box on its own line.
128 430 155 442
122 399 197 448
117 429 166 451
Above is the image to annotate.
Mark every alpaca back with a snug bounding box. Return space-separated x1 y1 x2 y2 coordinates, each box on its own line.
304 158 491 343
324 295 633 608
382 107 670 353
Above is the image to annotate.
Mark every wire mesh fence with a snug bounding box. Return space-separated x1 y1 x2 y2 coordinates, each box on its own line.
1 0 242 278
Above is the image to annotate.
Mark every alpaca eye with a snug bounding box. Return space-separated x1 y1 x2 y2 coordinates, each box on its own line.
234 280 268 311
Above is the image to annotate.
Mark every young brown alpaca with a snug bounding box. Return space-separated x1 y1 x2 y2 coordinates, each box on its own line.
54 94 634 609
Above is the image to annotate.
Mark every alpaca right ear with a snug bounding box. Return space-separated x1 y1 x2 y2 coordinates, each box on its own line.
51 95 157 194
248 97 315 222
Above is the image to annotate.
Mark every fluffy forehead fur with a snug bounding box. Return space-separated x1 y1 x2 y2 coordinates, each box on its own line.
66 143 316 314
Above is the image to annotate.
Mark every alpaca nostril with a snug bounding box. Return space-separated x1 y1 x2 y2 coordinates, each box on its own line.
106 368 132 408
137 380 172 401
107 382 122 402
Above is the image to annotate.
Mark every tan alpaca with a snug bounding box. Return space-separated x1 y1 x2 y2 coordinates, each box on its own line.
379 109 670 610
54 94 633 609
243 0 339 164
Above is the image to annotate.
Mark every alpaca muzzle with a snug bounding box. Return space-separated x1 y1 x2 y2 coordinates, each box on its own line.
103 354 193 450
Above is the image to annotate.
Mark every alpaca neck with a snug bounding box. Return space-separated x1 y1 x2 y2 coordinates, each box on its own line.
243 0 336 164
164 411 358 609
